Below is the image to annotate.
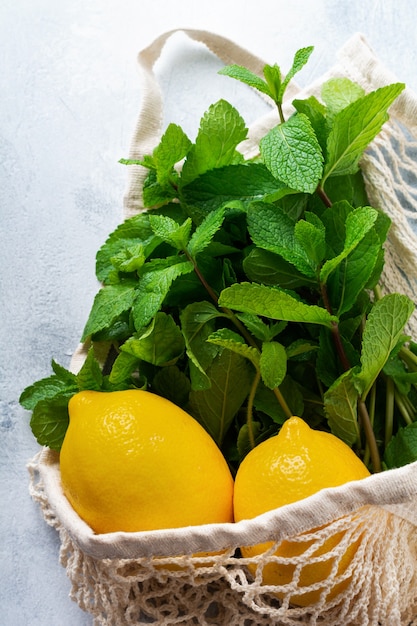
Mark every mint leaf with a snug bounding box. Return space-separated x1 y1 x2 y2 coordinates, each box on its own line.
187 206 227 258
327 229 380 316
76 348 103 391
219 282 338 327
180 100 247 185
321 78 365 116
182 163 293 212
354 294 415 399
294 212 326 269
243 247 315 289
260 113 323 193
218 65 271 98
260 341 287 389
383 355 417 395
149 214 192 250
133 258 194 330
292 96 327 150
121 312 184 366
279 46 314 100
142 169 178 207
207 328 260 369
180 301 221 391
247 202 316 278
95 213 157 284
320 206 378 283
324 370 360 446
20 362 77 410
236 312 287 343
188 349 253 445
237 421 263 459
82 284 137 341
364 210 392 289
263 64 282 103
152 365 191 407
30 393 71 450
384 422 417 469
323 83 405 182
152 123 192 184
108 351 140 386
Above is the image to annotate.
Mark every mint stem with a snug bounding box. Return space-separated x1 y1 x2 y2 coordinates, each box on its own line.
316 185 332 208
247 370 261 449
321 280 382 471
394 391 414 425
277 102 285 125
385 377 395 448
272 387 293 419
358 399 382 472
399 345 417 371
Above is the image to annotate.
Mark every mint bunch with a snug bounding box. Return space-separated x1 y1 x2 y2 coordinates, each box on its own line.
20 47 417 473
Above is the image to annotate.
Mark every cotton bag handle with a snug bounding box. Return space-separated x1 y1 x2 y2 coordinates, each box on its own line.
123 28 278 217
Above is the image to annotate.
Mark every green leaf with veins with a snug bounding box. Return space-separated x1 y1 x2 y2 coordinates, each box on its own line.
82 283 138 341
260 113 323 193
76 348 103 391
327 228 380 316
180 302 222 391
321 78 365 117
319 206 378 283
354 294 415 399
19 361 77 410
243 247 315 289
95 213 157 283
207 328 260 369
181 163 294 212
133 258 194 330
247 202 316 278
218 64 272 98
384 423 417 469
151 123 192 184
322 83 405 182
219 282 338 327
294 212 326 269
149 214 192 250
259 341 287 389
121 312 185 366
180 99 247 186
30 393 71 451
188 349 253 445
279 46 314 101
187 206 228 258
324 370 360 446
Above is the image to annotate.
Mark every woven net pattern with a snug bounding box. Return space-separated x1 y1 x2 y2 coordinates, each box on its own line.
29 454 417 626
361 119 417 335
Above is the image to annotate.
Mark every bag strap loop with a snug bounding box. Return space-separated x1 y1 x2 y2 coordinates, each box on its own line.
123 29 270 217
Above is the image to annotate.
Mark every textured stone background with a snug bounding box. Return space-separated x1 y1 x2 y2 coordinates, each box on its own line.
2 1 417 623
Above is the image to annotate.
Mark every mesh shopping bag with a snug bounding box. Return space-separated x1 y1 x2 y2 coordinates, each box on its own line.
29 30 417 626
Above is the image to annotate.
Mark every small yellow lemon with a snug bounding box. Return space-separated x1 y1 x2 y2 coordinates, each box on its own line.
233 416 370 606
60 390 234 534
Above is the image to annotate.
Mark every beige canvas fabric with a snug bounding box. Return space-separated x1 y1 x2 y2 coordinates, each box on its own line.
29 30 417 625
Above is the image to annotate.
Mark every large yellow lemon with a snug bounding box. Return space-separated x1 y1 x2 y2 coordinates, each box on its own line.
233 416 370 606
60 390 234 534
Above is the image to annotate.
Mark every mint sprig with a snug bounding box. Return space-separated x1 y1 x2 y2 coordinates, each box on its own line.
21 46 416 475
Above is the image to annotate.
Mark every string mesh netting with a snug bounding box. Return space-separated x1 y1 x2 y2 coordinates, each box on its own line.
29 450 417 626
360 119 417 335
